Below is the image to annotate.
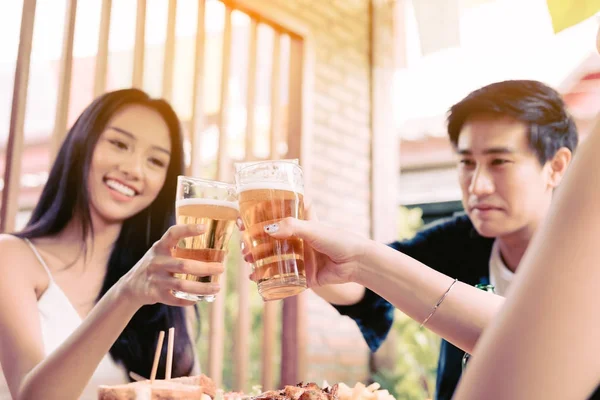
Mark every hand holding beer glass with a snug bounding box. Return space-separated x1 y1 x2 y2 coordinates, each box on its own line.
172 176 239 302
235 160 307 301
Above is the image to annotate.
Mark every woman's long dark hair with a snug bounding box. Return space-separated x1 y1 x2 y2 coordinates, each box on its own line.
15 88 196 379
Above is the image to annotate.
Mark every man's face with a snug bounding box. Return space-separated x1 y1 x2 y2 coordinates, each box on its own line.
457 115 555 238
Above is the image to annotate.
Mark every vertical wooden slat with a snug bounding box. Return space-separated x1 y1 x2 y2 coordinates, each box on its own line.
233 257 250 391
208 261 226 389
295 37 311 385
269 32 281 159
276 35 291 147
285 37 303 163
233 18 258 392
370 0 400 244
262 301 277 390
208 7 233 389
261 29 282 391
281 292 308 386
162 0 177 101
279 298 295 386
295 291 307 383
279 35 306 386
51 0 78 159
394 0 409 70
369 0 402 373
94 0 112 98
215 7 232 180
0 0 37 233
132 0 146 88
188 0 206 177
244 19 258 161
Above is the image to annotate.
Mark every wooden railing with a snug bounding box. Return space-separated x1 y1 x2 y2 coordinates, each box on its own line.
0 0 310 391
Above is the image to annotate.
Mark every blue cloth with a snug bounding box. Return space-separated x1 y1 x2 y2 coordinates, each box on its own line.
330 285 395 353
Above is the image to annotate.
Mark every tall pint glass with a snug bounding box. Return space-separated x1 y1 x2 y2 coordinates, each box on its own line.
235 160 306 301
172 176 238 302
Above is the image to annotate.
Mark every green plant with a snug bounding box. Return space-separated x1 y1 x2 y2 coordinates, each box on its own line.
373 312 440 400
397 206 424 241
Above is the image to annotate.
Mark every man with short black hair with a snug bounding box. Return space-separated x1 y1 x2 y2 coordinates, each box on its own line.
314 80 579 400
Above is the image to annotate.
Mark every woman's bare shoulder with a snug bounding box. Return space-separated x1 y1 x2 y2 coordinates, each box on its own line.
0 233 33 258
0 234 48 287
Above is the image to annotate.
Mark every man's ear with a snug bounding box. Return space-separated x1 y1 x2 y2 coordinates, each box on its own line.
547 147 572 188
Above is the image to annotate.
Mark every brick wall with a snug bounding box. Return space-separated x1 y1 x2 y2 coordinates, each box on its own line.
298 0 373 237
243 0 396 386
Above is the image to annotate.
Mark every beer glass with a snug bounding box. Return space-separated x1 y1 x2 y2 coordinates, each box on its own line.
235 160 306 301
172 176 239 302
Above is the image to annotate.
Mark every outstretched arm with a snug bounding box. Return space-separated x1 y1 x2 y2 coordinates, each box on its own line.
265 218 504 354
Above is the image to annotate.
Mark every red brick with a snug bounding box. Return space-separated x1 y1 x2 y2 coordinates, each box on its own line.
316 63 346 85
314 131 371 158
313 92 341 113
329 25 358 44
305 0 343 21
297 8 329 29
341 105 370 126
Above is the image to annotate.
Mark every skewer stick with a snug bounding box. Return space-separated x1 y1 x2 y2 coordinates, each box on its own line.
166 327 175 379
129 371 146 382
150 331 166 383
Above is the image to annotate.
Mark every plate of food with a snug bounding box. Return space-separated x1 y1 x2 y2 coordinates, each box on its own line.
98 328 397 400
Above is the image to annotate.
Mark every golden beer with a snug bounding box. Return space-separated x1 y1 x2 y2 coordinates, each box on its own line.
236 161 307 301
172 177 238 302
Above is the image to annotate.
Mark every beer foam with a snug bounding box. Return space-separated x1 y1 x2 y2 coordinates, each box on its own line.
176 197 239 210
237 182 304 195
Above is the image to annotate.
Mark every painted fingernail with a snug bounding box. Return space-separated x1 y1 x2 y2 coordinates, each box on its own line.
236 217 243 230
264 223 279 233
195 224 204 232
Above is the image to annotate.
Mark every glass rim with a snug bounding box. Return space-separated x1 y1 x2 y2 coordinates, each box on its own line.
234 159 302 174
177 175 234 188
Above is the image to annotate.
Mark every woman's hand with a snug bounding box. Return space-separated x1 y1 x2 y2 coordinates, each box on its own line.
239 198 369 288
120 224 224 307
262 217 369 287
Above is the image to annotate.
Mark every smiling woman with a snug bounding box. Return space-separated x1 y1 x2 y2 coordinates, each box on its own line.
88 105 173 224
0 89 224 400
